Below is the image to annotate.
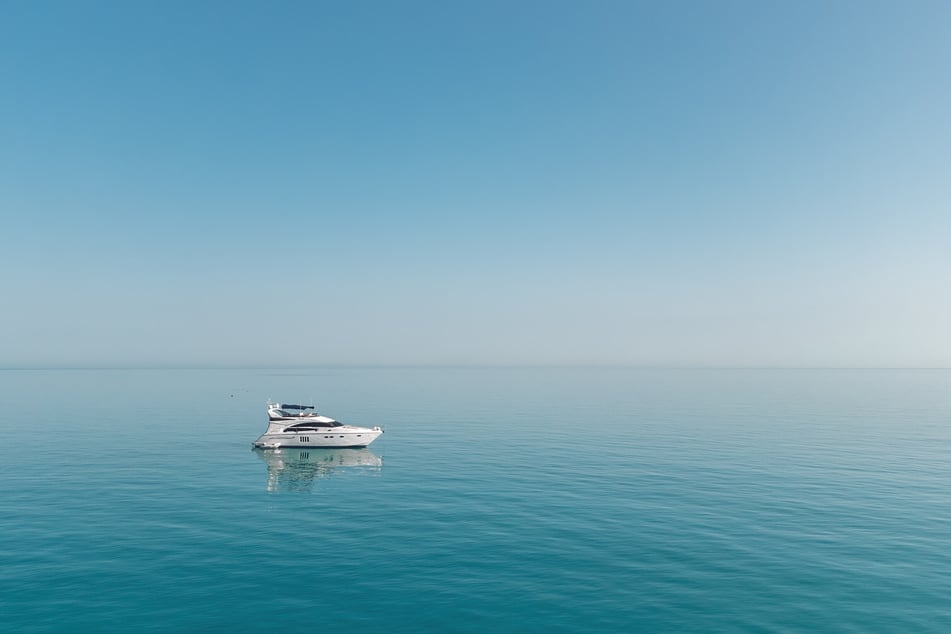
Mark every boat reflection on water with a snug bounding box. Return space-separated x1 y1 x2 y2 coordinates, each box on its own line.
254 447 383 492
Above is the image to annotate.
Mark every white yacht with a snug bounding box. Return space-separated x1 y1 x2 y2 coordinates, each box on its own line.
252 401 383 448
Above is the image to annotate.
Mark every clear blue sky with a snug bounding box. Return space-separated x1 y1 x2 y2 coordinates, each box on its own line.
2 1 949 367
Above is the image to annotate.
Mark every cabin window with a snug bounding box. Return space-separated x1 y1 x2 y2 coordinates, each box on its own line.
287 421 338 429
286 421 342 431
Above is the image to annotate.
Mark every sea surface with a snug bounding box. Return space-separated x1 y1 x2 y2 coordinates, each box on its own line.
2 367 951 632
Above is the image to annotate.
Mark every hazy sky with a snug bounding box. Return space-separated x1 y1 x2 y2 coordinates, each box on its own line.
2 1 949 367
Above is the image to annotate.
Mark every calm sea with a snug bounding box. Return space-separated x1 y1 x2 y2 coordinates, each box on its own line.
2 367 951 632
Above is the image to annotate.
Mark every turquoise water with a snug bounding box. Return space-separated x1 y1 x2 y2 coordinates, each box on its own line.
2 368 951 632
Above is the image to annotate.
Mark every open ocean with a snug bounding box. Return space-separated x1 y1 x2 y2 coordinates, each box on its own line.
2 367 951 632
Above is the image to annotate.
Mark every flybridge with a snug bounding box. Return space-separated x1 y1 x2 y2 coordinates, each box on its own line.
267 401 319 420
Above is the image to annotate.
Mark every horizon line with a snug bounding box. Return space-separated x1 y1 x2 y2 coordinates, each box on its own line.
2 363 950 371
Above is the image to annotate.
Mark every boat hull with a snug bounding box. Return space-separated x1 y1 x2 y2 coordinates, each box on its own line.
252 427 383 449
